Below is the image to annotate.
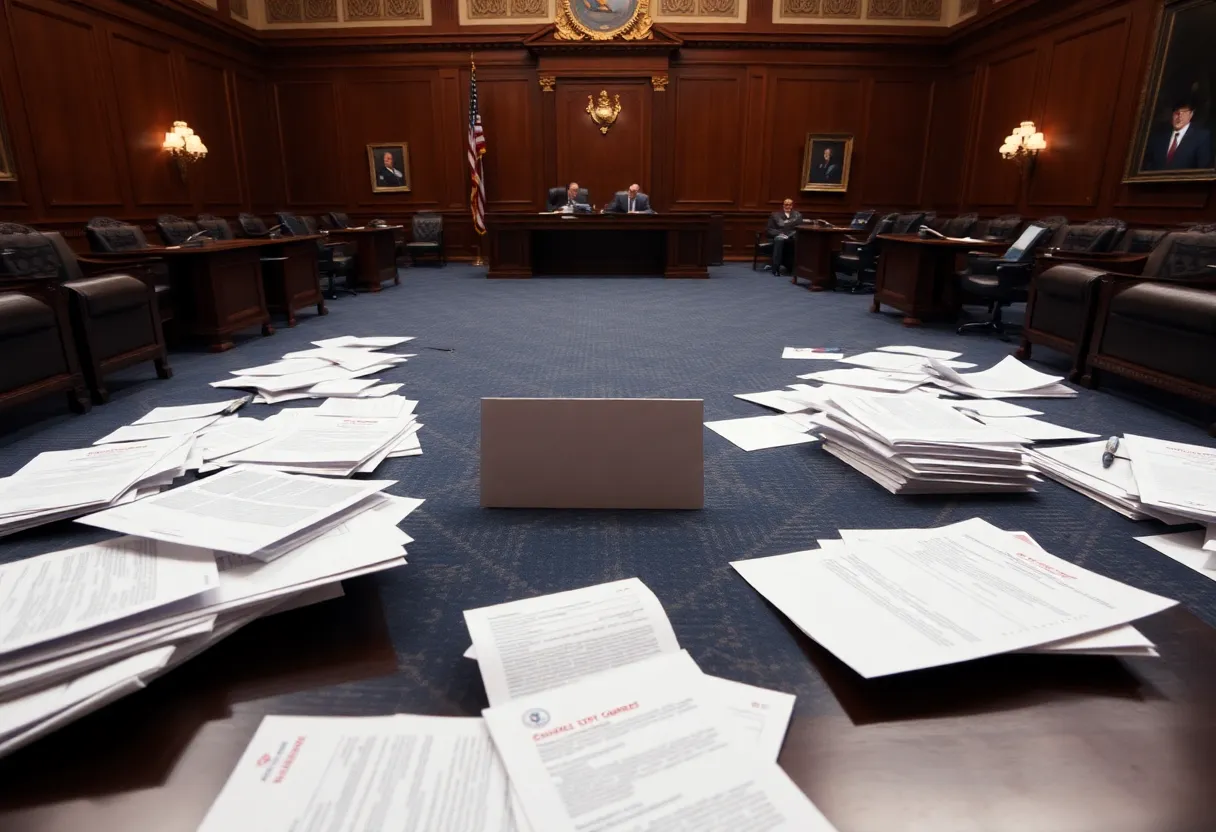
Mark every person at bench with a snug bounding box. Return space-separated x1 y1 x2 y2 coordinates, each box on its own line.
604 184 653 214
547 182 591 213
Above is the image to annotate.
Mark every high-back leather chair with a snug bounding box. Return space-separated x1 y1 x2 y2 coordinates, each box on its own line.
275 212 310 237
891 212 927 235
327 211 352 229
277 212 355 301
1114 228 1170 254
0 223 91 413
833 212 898 293
1083 232 1216 431
86 217 151 253
957 223 1055 336
547 187 590 212
196 214 235 241
979 214 1025 242
155 215 200 246
43 231 170 401
238 212 276 238
1048 220 1122 254
939 213 979 237
405 213 445 267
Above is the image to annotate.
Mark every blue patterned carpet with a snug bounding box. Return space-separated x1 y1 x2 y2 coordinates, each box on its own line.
2 263 1215 720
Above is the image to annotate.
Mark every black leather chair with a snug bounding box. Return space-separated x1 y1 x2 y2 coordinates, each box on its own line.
978 214 1025 242
0 223 91 414
405 213 445 267
956 223 1055 337
238 213 279 238
1114 227 1171 254
891 212 928 235
326 211 352 229
833 212 897 293
547 187 590 212
1045 220 1121 254
1083 232 1216 432
931 213 979 237
277 211 355 300
155 215 200 246
196 214 235 241
85 217 173 324
45 231 171 402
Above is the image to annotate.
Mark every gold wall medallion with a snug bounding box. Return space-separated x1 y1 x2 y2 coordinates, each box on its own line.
555 0 653 41
587 90 622 134
651 75 668 91
539 75 556 92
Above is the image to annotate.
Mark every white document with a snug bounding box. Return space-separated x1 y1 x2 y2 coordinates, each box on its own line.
734 391 809 414
92 415 221 446
132 399 246 425
359 383 404 398
782 347 843 360
968 414 1098 443
464 578 681 706
229 413 417 473
308 378 380 396
0 538 217 655
828 390 1025 447
877 345 962 360
0 438 188 518
949 399 1043 418
312 335 415 349
1207 525 1216 554
798 368 926 393
701 674 795 763
929 355 1064 393
231 358 333 377
732 518 1176 677
483 651 836 832
1124 433 1216 523
1136 531 1216 583
198 714 513 832
704 415 819 452
317 396 418 419
841 352 974 372
77 467 393 556
192 418 276 463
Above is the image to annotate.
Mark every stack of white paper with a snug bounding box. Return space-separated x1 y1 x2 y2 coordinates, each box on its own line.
0 472 421 759
733 518 1175 678
807 387 1038 494
926 355 1077 399
1124 434 1216 525
211 336 414 404
0 437 195 537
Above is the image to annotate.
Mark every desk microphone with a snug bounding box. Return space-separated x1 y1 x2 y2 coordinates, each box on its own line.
918 227 947 239
183 229 213 243
266 224 283 238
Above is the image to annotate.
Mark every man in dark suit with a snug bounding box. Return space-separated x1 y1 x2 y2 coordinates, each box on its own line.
1143 102 1214 171
604 184 653 214
811 147 841 184
766 198 802 275
548 181 591 212
376 151 405 188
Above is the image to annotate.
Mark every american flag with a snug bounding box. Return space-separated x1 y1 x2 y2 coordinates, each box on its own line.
468 59 487 236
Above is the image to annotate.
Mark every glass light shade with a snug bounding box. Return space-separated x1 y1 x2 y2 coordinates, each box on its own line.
1026 132 1046 150
184 134 205 153
173 121 190 136
163 132 185 150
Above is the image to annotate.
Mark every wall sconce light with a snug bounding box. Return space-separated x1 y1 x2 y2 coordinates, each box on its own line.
162 121 207 178
999 121 1046 169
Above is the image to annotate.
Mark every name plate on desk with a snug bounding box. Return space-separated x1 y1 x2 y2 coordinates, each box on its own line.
480 398 704 509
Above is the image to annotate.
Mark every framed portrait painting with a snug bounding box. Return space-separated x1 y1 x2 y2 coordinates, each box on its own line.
801 133 853 193
1124 0 1216 183
367 143 410 193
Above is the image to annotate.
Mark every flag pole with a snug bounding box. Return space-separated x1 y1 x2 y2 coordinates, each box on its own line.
470 52 487 268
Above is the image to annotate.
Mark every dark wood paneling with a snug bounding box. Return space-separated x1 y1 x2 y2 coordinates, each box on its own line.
234 73 284 211
1027 18 1130 210
274 81 343 207
859 79 934 207
475 76 540 210
671 71 744 209
182 57 243 209
107 33 188 209
554 81 650 213
965 48 1040 209
341 76 439 208
763 76 865 208
925 69 975 212
9 1 125 211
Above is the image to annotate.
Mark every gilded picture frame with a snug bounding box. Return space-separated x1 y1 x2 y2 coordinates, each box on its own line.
1123 0 1216 183
367 143 410 193
0 107 15 182
801 133 853 193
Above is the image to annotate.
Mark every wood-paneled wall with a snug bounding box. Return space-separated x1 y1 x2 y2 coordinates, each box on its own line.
0 0 266 245
2 0 1213 259
930 0 1216 226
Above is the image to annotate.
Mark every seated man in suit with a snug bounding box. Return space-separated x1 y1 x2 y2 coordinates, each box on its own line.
1143 100 1214 171
604 184 653 214
767 198 802 275
548 182 591 213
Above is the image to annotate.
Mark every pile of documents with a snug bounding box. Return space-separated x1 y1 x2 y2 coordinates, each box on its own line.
733 518 1176 679
0 466 421 758
925 355 1076 399
807 387 1039 494
201 578 839 831
211 335 415 404
0 435 197 537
